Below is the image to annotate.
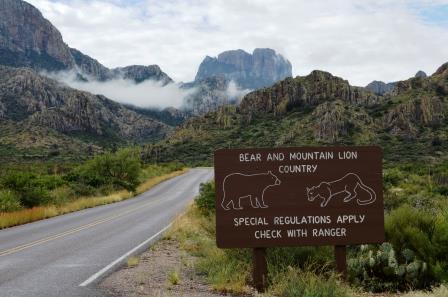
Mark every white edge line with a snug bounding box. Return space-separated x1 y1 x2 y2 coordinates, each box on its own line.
79 223 173 287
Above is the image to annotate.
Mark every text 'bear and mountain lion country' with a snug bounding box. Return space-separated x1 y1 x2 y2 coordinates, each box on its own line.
214 146 384 249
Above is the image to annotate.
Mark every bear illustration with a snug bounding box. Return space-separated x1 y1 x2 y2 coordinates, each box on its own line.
221 171 281 210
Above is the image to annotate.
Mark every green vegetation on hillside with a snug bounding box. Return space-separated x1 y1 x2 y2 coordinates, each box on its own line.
142 65 448 166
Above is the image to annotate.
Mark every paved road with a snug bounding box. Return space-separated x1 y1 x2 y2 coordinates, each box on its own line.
0 168 213 297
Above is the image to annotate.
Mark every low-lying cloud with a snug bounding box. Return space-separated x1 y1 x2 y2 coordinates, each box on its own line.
43 70 250 111
44 70 195 109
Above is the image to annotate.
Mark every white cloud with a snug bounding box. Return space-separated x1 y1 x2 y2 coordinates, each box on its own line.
43 70 195 108
28 0 448 86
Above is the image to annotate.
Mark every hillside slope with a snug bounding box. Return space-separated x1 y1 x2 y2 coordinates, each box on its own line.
0 66 170 161
142 64 448 165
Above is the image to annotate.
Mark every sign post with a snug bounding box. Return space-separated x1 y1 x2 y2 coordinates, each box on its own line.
253 247 267 291
214 146 384 291
334 245 347 279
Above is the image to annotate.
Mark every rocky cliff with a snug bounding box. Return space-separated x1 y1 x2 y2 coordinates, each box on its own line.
365 71 429 96
239 70 380 116
365 80 395 96
111 65 173 85
0 0 74 70
0 66 170 143
195 48 292 89
0 0 172 84
181 76 243 115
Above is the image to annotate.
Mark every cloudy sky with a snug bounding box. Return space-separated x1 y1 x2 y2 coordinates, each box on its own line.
29 0 448 86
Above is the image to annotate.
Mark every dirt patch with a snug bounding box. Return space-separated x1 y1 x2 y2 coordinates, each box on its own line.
100 238 241 297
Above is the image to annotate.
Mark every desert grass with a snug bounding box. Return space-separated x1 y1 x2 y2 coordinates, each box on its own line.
127 256 140 268
167 270 180 285
400 285 448 297
166 204 253 294
0 169 188 229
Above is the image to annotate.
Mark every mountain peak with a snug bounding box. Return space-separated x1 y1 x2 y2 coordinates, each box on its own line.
415 70 427 78
0 0 75 70
195 48 292 89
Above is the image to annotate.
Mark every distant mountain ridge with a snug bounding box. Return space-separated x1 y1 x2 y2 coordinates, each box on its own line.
142 63 447 164
195 48 292 89
0 0 172 84
366 71 428 95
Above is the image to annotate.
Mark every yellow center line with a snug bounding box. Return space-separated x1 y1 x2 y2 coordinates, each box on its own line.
0 197 164 257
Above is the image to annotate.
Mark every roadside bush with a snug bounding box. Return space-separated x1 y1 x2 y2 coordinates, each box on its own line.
0 190 22 212
1 172 64 207
195 182 215 215
349 205 448 291
48 186 76 206
68 149 141 193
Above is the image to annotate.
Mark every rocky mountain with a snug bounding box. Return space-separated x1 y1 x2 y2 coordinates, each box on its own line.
415 70 427 78
365 80 396 96
0 0 172 84
110 65 172 85
0 0 74 70
142 63 448 165
180 76 245 115
0 65 170 159
195 48 292 89
179 48 292 116
366 71 429 96
126 106 188 127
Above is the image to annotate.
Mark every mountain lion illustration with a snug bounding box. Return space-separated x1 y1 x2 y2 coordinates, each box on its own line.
221 171 281 210
306 173 376 207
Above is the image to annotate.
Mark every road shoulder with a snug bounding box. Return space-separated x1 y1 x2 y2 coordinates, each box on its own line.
99 237 233 297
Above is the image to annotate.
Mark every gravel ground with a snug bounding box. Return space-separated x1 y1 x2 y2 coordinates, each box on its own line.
100 238 406 297
100 239 244 297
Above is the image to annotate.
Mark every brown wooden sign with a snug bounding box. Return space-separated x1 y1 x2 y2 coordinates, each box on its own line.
214 146 384 249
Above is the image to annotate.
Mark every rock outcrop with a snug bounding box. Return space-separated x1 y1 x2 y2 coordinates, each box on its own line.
415 70 427 78
0 0 173 84
69 48 111 81
182 76 236 115
365 80 395 96
0 0 74 70
111 65 173 85
312 100 373 143
384 96 445 139
0 65 170 142
239 70 380 116
195 48 292 89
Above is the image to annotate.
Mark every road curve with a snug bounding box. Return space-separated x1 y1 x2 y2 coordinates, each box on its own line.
0 168 213 297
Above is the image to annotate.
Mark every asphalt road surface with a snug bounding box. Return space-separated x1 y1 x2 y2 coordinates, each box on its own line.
0 168 213 297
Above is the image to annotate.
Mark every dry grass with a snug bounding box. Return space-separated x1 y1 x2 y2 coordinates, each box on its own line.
167 270 180 285
165 204 252 294
127 256 140 268
0 169 188 229
400 285 448 297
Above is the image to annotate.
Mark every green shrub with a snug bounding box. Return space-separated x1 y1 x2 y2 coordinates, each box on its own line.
385 205 436 264
0 190 22 212
349 205 448 291
48 186 76 205
1 172 63 207
194 182 215 214
68 148 141 193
